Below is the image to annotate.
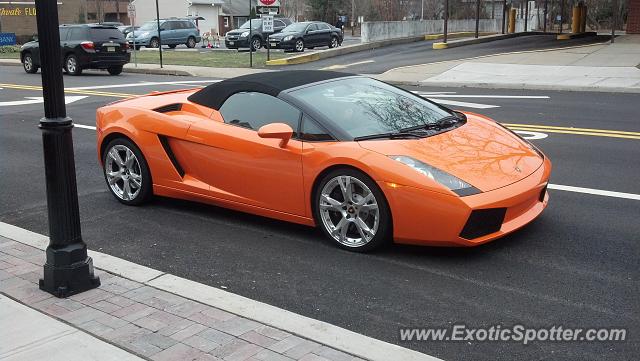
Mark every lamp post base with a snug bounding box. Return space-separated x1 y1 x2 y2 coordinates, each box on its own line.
39 242 100 298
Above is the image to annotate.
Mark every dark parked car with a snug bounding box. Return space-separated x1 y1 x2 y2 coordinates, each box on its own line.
268 21 343 52
20 24 130 75
225 17 292 50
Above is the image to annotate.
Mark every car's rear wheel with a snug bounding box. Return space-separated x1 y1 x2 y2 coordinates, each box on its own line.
65 54 82 75
250 37 262 51
294 39 304 52
149 37 160 48
108 66 123 75
329 36 338 48
186 36 197 48
314 168 391 252
103 138 152 206
22 53 38 74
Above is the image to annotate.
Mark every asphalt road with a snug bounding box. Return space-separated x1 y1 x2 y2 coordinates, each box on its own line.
280 34 612 74
1 67 638 361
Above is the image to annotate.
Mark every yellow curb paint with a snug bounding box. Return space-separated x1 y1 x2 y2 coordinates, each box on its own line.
265 53 320 66
432 42 448 50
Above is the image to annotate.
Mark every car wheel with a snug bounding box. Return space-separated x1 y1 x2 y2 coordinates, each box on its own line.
329 36 338 49
103 138 152 206
168 44 177 49
22 53 38 74
314 168 391 252
186 36 196 48
294 39 304 52
250 37 262 51
149 37 160 48
64 54 82 75
107 66 123 75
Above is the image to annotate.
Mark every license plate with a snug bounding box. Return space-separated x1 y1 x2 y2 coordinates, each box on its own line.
270 42 277 47
229 41 234 45
107 47 115 52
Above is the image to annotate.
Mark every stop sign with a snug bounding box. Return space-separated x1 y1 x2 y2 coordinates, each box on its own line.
259 0 276 5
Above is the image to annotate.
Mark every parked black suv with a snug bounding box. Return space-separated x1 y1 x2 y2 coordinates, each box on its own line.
20 24 130 75
225 17 292 50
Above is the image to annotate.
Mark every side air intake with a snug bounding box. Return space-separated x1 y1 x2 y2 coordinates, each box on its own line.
153 103 182 113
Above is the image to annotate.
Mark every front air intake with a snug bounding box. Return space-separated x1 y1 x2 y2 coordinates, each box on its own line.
460 208 507 240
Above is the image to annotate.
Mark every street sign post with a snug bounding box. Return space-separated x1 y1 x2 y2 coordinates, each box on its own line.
128 4 137 67
261 14 273 61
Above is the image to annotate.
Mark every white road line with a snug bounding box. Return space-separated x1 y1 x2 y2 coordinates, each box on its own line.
68 80 221 90
72 125 638 201
321 60 375 70
429 98 500 109
74 124 97 130
548 184 640 201
427 95 550 99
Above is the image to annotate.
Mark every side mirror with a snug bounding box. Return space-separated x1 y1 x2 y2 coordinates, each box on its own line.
32 35 38 42
258 123 293 148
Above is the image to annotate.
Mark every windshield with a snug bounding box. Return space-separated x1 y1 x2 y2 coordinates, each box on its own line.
289 77 453 139
138 21 158 31
239 19 262 29
90 28 124 41
281 23 308 33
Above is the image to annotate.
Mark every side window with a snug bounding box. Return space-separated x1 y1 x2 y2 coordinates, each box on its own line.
68 28 86 41
319 23 331 31
219 92 301 136
185 21 196 29
307 24 318 32
274 20 285 28
59 28 70 41
300 115 334 141
160 22 171 30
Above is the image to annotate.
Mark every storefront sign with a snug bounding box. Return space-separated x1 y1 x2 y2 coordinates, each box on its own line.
0 7 37 16
0 33 17 45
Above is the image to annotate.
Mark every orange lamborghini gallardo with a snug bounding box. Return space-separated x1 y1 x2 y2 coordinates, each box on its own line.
96 71 551 252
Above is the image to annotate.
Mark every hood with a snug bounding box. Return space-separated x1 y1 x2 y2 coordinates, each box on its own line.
358 114 543 192
268 32 289 39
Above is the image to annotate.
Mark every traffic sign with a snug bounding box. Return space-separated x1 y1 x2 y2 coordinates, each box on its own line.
261 15 274 33
127 4 136 19
258 0 279 5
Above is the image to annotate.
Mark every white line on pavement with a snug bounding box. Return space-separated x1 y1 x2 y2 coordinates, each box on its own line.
427 95 550 99
71 125 638 201
429 98 500 109
548 184 640 201
321 60 375 70
68 80 221 90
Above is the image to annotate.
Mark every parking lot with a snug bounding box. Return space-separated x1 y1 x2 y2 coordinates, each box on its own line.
1 66 638 360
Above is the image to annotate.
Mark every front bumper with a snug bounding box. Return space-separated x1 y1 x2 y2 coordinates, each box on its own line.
382 157 552 247
225 37 249 48
268 38 294 49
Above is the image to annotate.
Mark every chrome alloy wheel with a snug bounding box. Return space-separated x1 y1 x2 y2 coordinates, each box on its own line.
295 39 304 52
24 55 33 71
319 175 379 248
66 57 77 73
105 145 143 201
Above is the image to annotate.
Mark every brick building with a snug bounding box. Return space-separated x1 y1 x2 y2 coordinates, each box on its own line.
628 0 640 33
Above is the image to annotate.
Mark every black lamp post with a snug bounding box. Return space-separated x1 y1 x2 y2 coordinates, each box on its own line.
35 0 100 298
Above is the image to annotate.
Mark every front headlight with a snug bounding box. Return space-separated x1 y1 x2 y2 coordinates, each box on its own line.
283 35 293 41
390 156 480 196
240 31 249 37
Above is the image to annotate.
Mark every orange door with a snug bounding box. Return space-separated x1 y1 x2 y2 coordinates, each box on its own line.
184 120 306 216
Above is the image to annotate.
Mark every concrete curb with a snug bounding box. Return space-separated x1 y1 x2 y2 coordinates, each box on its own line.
424 31 494 40
433 31 549 49
557 31 597 40
122 66 194 76
266 35 426 66
0 58 21 66
0 221 442 361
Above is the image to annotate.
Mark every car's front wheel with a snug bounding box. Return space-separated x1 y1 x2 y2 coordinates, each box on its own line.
314 168 391 252
250 37 262 51
103 138 152 206
22 53 38 74
329 36 339 48
149 37 160 48
294 39 304 52
65 54 82 75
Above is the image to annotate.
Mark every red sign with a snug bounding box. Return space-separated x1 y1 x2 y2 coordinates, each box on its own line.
259 0 276 5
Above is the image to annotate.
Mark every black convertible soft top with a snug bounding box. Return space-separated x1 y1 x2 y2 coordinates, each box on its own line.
187 70 354 110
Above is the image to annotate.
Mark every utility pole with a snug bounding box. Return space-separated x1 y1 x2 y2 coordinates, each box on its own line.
543 0 548 32
611 0 617 43
421 0 424 20
249 0 253 68
443 0 449 42
351 0 356 36
475 0 480 38
35 0 100 298
155 0 163 67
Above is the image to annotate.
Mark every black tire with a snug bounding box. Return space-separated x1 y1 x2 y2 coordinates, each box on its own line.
108 66 123 75
186 36 197 48
149 37 160 48
168 44 177 49
313 168 392 252
250 36 262 51
64 54 82 75
102 138 152 206
294 38 304 52
329 36 339 49
22 53 38 74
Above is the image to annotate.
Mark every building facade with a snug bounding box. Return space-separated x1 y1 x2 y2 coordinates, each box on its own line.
0 0 86 43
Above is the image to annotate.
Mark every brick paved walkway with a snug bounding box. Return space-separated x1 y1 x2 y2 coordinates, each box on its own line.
0 235 364 361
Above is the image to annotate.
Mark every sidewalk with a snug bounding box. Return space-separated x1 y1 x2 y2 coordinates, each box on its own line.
375 34 640 93
0 223 438 361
